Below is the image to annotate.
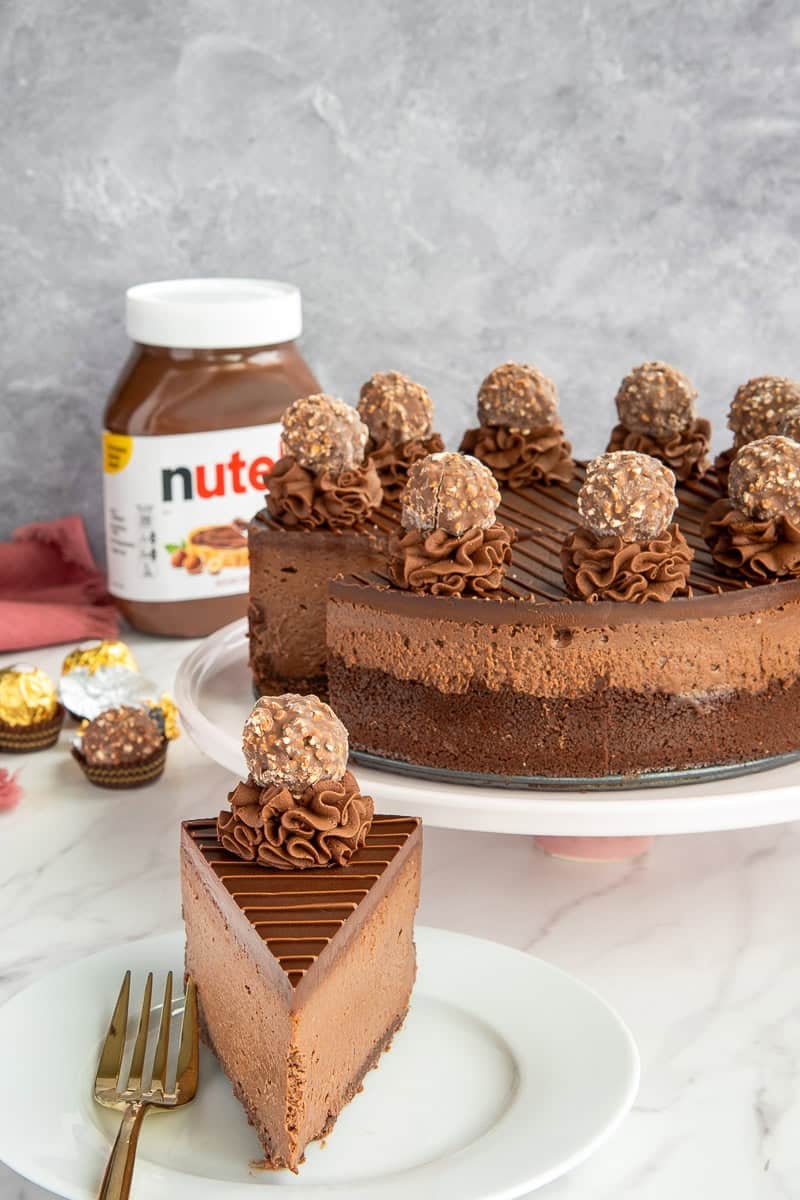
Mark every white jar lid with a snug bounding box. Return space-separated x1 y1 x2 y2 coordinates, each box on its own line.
125 278 303 349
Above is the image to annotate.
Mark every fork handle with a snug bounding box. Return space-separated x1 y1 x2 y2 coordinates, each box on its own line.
97 1102 148 1200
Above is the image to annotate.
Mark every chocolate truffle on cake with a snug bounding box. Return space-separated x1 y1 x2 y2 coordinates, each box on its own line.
716 376 800 488
389 452 513 596
72 703 169 788
265 394 382 531
358 372 445 501
242 693 349 793
562 450 693 602
460 361 574 488
728 436 800 524
0 665 64 753
182 693 421 1170
607 361 710 481
704 436 800 581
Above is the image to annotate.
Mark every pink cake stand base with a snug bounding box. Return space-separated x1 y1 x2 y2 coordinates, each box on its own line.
533 835 655 861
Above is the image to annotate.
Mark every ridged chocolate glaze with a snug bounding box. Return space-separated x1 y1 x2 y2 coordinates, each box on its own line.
183 817 420 989
328 464 800 627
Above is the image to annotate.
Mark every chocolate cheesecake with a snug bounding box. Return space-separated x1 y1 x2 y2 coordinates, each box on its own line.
181 694 422 1170
327 465 800 778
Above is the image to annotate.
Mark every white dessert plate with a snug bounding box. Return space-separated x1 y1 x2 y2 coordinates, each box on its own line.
175 618 800 836
0 927 638 1200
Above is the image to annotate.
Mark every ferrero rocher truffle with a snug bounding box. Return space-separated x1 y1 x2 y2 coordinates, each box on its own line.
357 371 433 445
477 362 559 432
401 452 501 537
62 640 137 676
577 451 678 542
81 705 164 766
778 405 800 442
728 376 800 446
282 394 368 475
728 436 800 523
615 361 697 438
242 693 349 795
0 665 59 726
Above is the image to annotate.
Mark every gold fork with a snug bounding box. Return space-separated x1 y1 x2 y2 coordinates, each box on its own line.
94 971 199 1200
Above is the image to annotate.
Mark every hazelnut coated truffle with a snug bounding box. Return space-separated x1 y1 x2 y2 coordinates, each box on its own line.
728 376 800 446
577 451 678 542
242 693 349 795
477 362 559 432
81 705 163 766
282 394 368 475
401 452 501 537
728 436 800 524
357 371 433 445
614 361 697 439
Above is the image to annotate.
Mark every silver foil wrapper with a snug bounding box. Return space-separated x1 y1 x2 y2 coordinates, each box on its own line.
59 665 159 721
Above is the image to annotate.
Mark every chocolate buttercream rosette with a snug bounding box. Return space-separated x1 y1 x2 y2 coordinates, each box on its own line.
703 435 800 581
0 665 64 753
460 362 574 488
388 452 514 596
266 393 383 530
72 704 170 788
358 371 444 500
562 450 693 603
607 361 710 481
218 694 374 870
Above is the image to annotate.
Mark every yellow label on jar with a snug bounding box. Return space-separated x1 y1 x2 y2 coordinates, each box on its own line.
103 432 133 474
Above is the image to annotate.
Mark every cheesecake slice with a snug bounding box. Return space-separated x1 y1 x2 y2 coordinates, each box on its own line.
181 814 422 1171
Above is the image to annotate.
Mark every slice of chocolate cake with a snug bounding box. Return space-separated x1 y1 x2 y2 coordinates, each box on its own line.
181 693 422 1171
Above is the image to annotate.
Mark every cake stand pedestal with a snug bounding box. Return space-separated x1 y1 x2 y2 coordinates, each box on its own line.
176 620 800 857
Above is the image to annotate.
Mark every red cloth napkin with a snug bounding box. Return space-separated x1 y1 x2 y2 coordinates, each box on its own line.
0 515 119 652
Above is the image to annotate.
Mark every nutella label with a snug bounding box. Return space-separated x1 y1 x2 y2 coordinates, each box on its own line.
103 425 280 602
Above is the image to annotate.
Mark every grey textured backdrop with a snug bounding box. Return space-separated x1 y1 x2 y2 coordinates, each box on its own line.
2 0 799 559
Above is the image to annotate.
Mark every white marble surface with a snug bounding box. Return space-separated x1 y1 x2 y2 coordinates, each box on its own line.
1 634 799 1200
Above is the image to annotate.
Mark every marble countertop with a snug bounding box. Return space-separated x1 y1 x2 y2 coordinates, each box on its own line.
1 633 798 1200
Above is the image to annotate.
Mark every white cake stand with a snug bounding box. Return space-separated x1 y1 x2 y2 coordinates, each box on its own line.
175 619 800 860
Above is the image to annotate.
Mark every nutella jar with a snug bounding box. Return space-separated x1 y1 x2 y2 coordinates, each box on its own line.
103 278 319 637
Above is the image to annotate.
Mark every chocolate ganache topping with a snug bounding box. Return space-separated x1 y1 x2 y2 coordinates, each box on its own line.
561 524 693 603
388 524 515 596
218 772 374 869
702 498 800 582
606 418 711 482
368 433 445 501
459 423 574 488
266 456 382 530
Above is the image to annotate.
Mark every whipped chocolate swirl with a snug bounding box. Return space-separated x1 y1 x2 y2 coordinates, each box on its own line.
459 423 574 488
266 457 382 531
702 498 800 582
561 524 693 603
606 418 711 482
368 433 445 501
388 523 514 596
218 772 374 870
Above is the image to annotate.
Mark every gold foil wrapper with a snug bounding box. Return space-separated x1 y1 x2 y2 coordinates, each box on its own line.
61 640 138 677
144 694 180 741
0 665 59 726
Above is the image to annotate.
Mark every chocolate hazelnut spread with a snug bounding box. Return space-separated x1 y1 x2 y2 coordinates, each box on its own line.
103 279 319 637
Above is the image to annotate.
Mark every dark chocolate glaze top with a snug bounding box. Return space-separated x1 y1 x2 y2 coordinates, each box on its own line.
328 464 800 628
183 816 420 989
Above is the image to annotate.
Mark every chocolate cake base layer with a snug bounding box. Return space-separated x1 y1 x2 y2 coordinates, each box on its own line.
328 657 800 777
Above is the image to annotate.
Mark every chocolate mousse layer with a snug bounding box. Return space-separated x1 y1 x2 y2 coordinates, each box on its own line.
327 467 800 778
248 511 392 696
181 816 421 1171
